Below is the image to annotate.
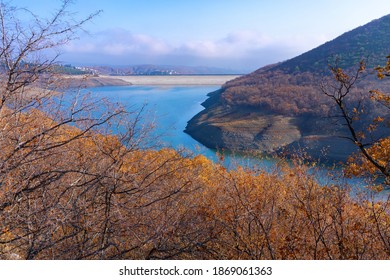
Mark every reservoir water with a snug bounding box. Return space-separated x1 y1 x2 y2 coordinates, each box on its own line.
86 85 274 169
82 85 388 199
87 85 218 153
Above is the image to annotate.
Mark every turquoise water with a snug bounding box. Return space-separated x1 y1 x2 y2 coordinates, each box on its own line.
81 85 387 199
86 85 276 170
87 85 216 150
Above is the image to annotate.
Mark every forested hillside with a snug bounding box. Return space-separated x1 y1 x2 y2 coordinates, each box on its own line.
0 1 389 260
220 14 390 115
274 14 390 73
186 14 390 165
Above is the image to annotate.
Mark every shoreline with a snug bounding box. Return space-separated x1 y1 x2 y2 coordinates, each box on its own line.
100 75 241 86
63 74 241 87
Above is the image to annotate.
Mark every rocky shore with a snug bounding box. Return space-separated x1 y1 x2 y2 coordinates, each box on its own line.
184 90 358 163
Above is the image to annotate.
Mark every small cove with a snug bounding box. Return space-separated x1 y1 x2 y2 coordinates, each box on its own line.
84 85 278 169
79 85 387 200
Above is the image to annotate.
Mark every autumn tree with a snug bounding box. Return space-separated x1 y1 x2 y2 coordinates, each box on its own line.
320 59 390 186
0 0 216 260
0 0 160 259
1 0 389 261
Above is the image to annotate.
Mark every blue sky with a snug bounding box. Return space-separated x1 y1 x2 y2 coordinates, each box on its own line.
14 0 390 72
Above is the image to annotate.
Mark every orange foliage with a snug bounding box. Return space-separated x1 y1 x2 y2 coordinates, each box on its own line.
346 137 390 183
0 98 389 260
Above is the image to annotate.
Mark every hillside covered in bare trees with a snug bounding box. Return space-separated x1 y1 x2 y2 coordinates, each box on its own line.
186 15 390 164
0 1 389 260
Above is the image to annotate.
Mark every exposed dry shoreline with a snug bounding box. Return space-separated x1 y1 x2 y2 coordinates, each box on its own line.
184 91 359 163
65 74 240 87
103 75 241 86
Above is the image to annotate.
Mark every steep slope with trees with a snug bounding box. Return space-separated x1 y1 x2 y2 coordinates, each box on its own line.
0 1 389 260
185 14 390 163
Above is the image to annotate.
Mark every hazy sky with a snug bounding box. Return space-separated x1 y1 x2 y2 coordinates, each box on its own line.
15 0 390 72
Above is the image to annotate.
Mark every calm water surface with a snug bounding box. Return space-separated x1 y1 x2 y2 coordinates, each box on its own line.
89 85 216 150
87 85 275 169
85 85 388 199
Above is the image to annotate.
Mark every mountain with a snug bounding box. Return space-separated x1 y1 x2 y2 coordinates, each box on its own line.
185 14 390 162
274 14 390 73
77 64 243 76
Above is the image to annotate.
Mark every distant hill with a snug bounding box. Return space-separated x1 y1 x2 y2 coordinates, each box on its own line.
185 14 390 163
219 14 390 115
78 64 242 76
273 14 390 73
